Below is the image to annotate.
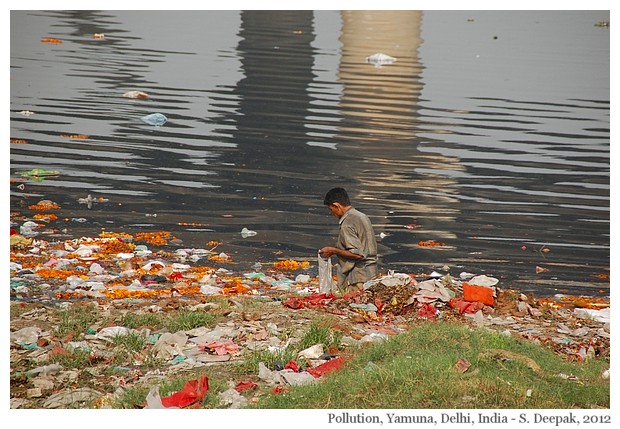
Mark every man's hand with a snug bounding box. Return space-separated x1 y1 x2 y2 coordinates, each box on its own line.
319 246 337 258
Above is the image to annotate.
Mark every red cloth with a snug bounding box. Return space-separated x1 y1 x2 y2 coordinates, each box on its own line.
160 375 209 408
283 293 334 309
448 298 485 314
417 302 437 318
234 380 258 393
285 359 300 372
306 357 347 378
168 272 184 280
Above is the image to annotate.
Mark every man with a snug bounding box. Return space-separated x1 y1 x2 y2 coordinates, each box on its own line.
319 187 378 292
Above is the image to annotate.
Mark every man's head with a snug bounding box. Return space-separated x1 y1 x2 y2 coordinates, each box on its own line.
324 187 351 218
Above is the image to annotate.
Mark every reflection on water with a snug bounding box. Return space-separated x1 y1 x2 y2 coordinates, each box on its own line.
10 10 609 297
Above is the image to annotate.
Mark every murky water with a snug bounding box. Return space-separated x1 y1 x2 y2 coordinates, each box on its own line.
10 10 610 297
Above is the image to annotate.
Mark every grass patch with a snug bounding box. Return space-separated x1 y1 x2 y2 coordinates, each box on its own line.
53 303 99 338
119 307 217 332
249 322 610 409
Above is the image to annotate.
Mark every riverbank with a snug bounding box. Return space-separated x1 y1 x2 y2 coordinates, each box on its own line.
9 227 610 409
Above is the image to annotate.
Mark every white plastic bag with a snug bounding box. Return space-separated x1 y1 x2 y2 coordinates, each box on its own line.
318 252 333 293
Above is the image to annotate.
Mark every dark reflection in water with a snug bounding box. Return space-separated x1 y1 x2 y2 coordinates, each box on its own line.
10 10 609 297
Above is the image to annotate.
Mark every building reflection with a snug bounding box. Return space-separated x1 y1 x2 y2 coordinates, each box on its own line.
336 10 462 255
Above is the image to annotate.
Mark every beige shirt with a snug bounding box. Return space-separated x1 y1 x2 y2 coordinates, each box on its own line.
336 207 378 287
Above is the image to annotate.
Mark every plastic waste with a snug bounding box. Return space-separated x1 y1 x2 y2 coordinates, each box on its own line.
152 375 208 408
366 52 397 67
306 356 348 378
463 282 495 306
574 307 610 324
298 344 324 359
26 363 63 377
123 90 149 99
318 252 333 293
18 168 60 178
218 387 248 408
141 113 167 126
42 387 102 409
96 326 131 341
241 227 257 238
281 371 317 386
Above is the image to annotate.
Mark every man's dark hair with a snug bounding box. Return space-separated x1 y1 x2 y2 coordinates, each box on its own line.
324 187 351 206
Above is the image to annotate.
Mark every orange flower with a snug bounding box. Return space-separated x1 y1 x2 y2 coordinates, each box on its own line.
99 231 134 240
37 269 86 280
33 213 58 221
10 139 27 144
418 240 445 247
177 222 207 227
28 200 61 211
61 134 89 139
274 260 310 270
135 231 173 246
99 238 136 255
41 38 62 44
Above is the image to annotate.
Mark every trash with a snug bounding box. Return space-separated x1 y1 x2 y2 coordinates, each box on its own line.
350 303 378 312
26 363 63 377
144 385 172 409
141 113 167 126
123 90 149 99
574 307 610 324
199 340 240 356
463 282 495 306
10 326 42 344
417 302 438 318
467 275 499 287
359 332 389 344
454 358 471 373
306 356 348 378
240 227 257 238
218 387 248 408
151 375 209 409
366 52 397 67
77 194 109 209
43 388 102 408
298 344 324 360
234 380 258 393
295 274 310 283
152 332 188 360
281 371 317 386
317 254 334 293
18 168 60 178
96 326 131 341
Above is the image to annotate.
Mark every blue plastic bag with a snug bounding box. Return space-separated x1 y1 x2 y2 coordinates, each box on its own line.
141 113 167 126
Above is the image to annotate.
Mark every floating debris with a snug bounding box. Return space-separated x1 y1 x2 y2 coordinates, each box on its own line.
366 52 397 67
240 227 257 238
141 113 167 126
123 90 150 99
40 38 62 44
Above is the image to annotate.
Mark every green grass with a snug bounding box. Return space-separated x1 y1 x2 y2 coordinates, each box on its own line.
53 303 99 338
249 322 610 409
119 307 217 332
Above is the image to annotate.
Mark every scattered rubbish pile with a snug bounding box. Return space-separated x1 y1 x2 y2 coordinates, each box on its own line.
9 216 610 409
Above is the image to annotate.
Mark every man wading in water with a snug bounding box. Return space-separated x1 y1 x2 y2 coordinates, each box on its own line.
319 187 378 293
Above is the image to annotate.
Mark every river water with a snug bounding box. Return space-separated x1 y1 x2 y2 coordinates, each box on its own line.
10 10 610 297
